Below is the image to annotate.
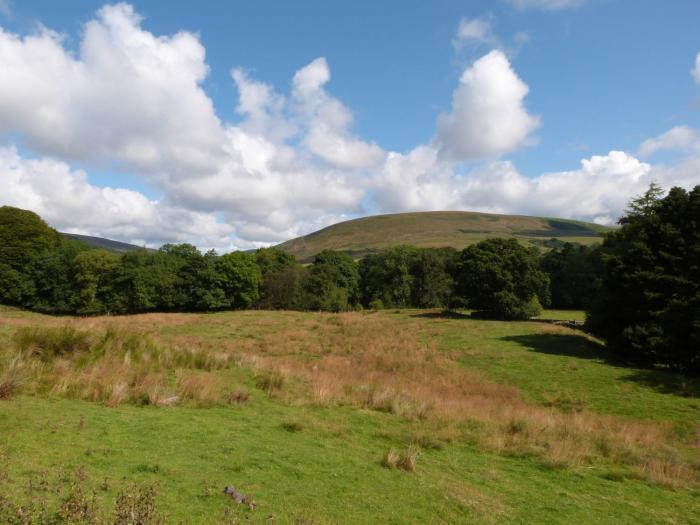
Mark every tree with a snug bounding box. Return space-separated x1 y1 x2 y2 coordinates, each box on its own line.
71 249 120 314
0 206 59 271
411 248 457 308
304 250 359 311
587 184 700 374
359 246 418 308
218 251 261 309
455 238 550 320
540 242 602 309
0 206 60 306
255 248 301 309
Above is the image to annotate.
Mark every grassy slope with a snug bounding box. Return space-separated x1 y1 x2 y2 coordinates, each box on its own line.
276 211 610 261
1 307 699 524
60 233 149 253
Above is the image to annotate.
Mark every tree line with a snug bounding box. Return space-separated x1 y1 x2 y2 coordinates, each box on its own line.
1 183 698 374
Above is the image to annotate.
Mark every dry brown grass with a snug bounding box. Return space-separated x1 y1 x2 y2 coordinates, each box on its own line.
1 310 698 489
0 324 235 407
220 313 699 488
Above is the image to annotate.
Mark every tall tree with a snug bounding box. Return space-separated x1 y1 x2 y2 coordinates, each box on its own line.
587 184 700 374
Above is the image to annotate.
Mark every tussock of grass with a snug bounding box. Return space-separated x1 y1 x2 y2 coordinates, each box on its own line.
382 446 418 472
1 325 235 407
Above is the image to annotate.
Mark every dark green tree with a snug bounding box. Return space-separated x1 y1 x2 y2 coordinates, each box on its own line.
540 242 602 309
359 246 419 308
304 250 359 311
255 248 302 309
411 247 458 308
587 184 700 374
455 238 550 320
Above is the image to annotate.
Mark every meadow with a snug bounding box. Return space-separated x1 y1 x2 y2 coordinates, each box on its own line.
0 306 699 524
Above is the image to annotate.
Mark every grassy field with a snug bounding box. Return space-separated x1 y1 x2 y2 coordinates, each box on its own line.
276 211 609 261
1 306 698 524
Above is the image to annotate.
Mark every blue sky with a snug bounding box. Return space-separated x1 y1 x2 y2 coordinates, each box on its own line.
0 0 699 250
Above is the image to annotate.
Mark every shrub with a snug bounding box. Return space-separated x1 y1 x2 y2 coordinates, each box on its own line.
15 326 93 360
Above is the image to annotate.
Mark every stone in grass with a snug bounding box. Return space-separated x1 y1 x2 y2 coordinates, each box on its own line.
223 486 257 510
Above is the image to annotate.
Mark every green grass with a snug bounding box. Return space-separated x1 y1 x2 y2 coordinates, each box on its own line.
1 309 699 524
3 396 699 524
276 210 609 261
538 309 587 322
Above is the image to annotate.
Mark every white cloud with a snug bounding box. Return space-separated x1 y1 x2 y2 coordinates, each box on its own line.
638 125 700 157
1 3 697 251
0 145 235 250
693 52 700 84
504 0 584 10
436 50 540 162
374 141 700 226
292 57 386 169
453 17 498 48
0 4 225 180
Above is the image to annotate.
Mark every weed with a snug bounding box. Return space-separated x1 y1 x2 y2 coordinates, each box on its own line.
281 420 303 433
227 389 250 405
255 370 285 396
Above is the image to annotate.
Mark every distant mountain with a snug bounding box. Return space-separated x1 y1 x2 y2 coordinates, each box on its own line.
60 233 150 253
276 211 610 261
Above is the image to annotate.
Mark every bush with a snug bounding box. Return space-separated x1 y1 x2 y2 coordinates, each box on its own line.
368 298 384 311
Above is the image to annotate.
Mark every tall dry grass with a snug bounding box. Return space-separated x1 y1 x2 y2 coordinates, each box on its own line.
228 313 700 488
1 324 236 407
1 312 698 488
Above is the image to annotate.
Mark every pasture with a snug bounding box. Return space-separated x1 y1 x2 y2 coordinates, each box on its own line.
1 306 698 523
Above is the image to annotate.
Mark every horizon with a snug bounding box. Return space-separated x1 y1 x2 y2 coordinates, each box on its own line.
0 0 699 251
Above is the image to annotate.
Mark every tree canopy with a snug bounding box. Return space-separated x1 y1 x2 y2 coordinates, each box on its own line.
587 184 700 374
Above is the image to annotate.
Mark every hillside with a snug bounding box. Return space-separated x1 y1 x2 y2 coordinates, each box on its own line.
277 211 610 261
60 232 150 253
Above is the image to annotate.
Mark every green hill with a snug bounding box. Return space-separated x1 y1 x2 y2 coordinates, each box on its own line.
277 211 610 261
60 232 150 253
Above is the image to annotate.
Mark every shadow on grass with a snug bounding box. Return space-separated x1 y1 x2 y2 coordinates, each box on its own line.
411 310 471 320
619 370 700 398
501 333 700 398
501 333 607 361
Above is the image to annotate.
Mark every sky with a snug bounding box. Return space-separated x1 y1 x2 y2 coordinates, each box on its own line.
0 0 699 251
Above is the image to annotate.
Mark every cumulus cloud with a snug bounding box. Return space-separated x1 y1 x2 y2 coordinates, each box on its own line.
436 50 540 162
292 57 386 169
504 0 584 10
0 145 235 250
1 3 697 251
693 52 700 84
0 4 225 180
638 125 700 157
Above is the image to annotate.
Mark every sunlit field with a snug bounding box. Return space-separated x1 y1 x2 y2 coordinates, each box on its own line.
1 306 699 523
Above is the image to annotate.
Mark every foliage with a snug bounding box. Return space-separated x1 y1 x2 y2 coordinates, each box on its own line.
587 184 700 374
540 242 602 309
456 238 550 320
303 250 360 311
359 246 456 309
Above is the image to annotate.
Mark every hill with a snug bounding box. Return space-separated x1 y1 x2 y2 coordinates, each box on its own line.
277 211 610 261
60 232 150 253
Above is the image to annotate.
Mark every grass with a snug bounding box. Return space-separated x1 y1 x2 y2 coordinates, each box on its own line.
276 210 608 260
0 308 698 523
